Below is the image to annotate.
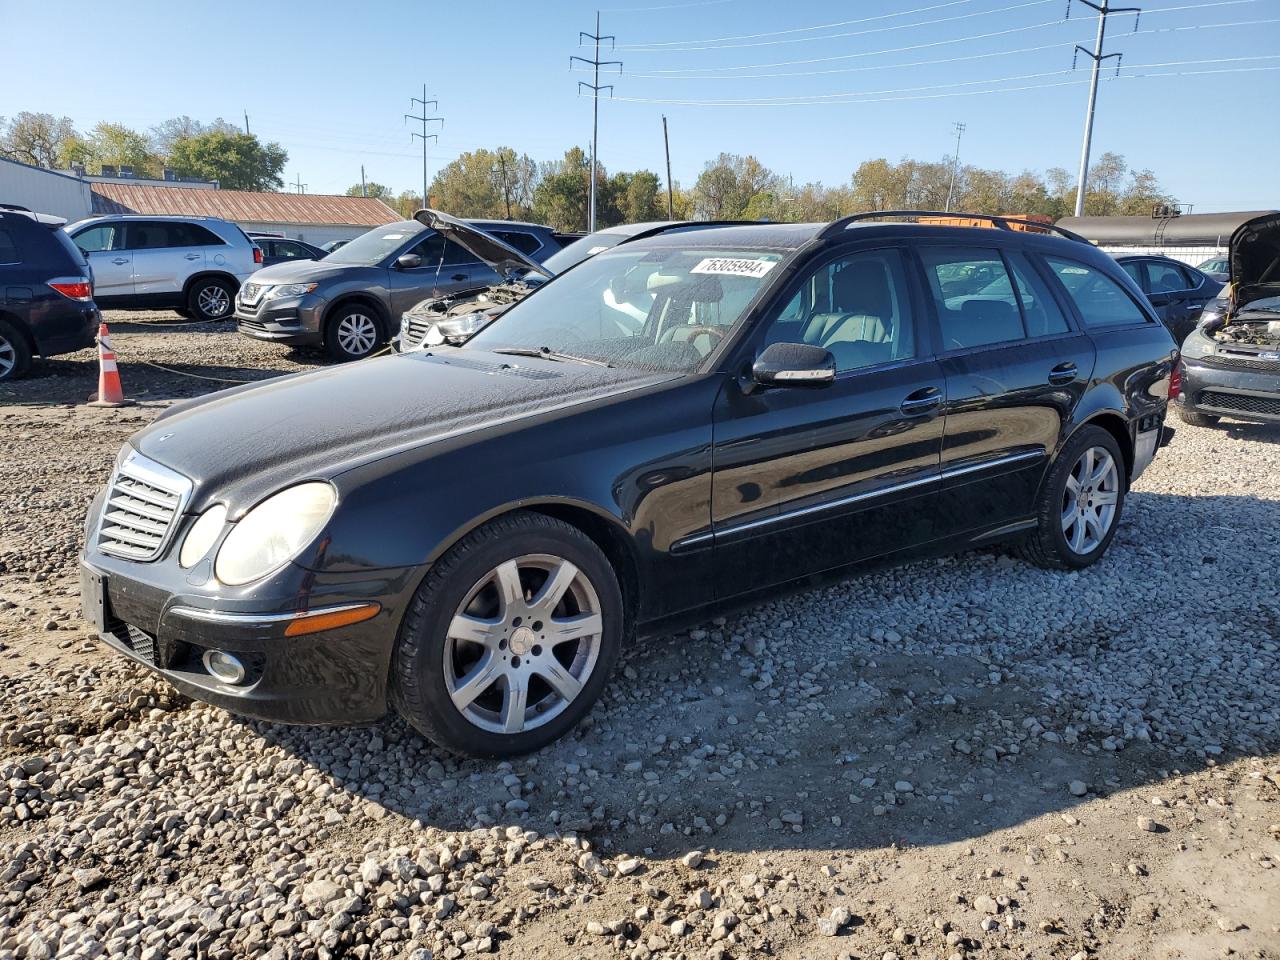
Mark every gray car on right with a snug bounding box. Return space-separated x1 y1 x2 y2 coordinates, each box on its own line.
1176 212 1280 426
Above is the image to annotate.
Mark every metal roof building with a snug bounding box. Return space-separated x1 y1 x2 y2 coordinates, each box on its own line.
89 183 400 245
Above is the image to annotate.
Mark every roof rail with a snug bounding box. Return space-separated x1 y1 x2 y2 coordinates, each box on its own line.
0 203 32 212
629 219 759 242
818 210 1089 244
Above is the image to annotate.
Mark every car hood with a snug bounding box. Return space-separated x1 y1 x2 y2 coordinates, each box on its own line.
415 209 553 280
134 351 679 507
1230 212 1280 309
245 259 367 285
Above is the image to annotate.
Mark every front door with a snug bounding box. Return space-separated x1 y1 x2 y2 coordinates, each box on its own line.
913 243 1096 538
71 223 132 299
711 246 945 600
386 232 479 317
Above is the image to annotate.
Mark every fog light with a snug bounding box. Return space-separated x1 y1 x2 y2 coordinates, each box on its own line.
202 649 247 685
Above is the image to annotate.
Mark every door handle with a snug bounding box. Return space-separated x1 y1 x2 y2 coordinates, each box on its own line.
450 273 467 282
1048 362 1078 385
111 257 129 265
899 386 942 415
184 253 202 260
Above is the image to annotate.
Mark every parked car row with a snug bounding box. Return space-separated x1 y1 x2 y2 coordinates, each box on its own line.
80 211 1182 756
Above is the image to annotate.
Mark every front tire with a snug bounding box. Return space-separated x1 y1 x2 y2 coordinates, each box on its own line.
324 305 384 362
187 278 235 321
1020 425 1126 570
391 512 623 757
0 318 33 382
1176 407 1219 428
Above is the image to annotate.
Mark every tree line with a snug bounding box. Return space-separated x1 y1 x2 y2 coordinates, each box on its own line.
2 112 1172 228
0 112 287 191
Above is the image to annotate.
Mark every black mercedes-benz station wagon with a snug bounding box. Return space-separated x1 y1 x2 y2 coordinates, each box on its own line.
81 212 1178 756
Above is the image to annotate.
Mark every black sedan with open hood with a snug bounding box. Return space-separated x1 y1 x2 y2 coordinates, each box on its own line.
1176 211 1280 426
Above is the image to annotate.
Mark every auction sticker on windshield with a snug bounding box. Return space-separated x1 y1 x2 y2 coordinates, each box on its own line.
691 257 778 279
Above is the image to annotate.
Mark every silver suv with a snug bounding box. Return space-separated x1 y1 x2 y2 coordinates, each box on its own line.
66 215 262 321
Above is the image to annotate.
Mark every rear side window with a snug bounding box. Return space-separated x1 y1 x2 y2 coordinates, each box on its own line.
0 226 19 264
411 234 478 266
168 222 224 247
1121 261 1144 287
493 230 542 256
918 247 1026 349
1007 252 1070 337
1147 261 1191 293
73 224 121 253
1046 258 1149 328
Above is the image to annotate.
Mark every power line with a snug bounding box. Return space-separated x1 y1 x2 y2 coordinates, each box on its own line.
1071 0 1141 218
405 85 443 206
571 12 622 233
602 0 732 10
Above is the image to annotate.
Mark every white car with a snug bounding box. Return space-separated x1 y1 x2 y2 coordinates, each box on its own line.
66 215 263 321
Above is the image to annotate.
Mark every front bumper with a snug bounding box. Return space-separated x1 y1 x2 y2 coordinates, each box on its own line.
235 294 326 347
1180 355 1280 423
79 550 422 725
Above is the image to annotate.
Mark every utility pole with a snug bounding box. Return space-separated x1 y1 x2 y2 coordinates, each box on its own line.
292 173 307 194
662 115 674 219
945 121 966 213
1071 0 1140 217
243 111 250 136
496 152 512 219
405 85 443 209
571 12 622 233
361 165 367 198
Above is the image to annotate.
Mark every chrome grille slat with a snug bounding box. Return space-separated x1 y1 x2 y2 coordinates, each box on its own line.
96 452 192 562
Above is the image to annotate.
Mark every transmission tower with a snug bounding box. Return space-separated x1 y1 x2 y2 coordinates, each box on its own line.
1070 0 1141 217
405 85 443 210
571 12 622 233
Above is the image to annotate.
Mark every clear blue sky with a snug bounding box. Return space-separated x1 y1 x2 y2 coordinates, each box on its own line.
2 0 1277 210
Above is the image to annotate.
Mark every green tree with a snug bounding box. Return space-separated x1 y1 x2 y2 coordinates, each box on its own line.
345 182 394 200
608 170 663 224
428 147 539 220
532 148 593 232
691 154 780 219
0 112 82 167
88 122 160 177
167 130 287 191
393 190 423 219
151 116 239 156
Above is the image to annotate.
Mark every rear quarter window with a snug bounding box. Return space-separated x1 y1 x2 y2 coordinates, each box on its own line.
1045 257 1149 329
0 226 20 265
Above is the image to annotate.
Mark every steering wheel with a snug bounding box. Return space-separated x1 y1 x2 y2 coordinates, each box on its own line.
662 324 728 354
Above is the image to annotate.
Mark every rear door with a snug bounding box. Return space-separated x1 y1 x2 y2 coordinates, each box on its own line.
917 243 1096 538
710 245 945 599
71 222 132 298
128 221 194 296
386 233 478 316
1144 260 1215 343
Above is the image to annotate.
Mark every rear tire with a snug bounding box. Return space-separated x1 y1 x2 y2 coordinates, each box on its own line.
391 512 623 757
324 304 384 362
1020 425 1126 570
187 278 235 322
0 318 33 382
1176 407 1219 428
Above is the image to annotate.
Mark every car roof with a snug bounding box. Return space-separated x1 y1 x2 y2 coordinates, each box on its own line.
626 220 1096 252
467 219 552 231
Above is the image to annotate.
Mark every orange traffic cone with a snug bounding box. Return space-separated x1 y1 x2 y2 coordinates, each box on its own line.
87 323 134 408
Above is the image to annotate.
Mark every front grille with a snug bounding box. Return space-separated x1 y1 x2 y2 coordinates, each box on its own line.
401 315 433 348
1201 352 1280 373
104 616 186 669
240 282 264 306
1198 390 1280 418
97 453 192 561
238 317 266 332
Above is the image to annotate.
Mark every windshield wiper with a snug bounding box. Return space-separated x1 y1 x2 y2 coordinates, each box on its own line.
491 346 612 368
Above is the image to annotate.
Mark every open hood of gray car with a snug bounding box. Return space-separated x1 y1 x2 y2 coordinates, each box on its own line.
1230 212 1280 309
414 209 553 280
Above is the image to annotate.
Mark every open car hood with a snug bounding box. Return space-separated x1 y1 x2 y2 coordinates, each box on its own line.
1230 212 1280 309
414 209 553 280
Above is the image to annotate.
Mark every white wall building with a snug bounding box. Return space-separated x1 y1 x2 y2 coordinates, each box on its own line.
0 157 93 221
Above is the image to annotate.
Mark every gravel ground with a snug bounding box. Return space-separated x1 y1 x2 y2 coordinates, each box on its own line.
1 313 1277 960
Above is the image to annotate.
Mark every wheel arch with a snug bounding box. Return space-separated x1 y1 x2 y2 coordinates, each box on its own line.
0 309 37 353
181 270 241 300
1077 410 1134 483
323 293 390 334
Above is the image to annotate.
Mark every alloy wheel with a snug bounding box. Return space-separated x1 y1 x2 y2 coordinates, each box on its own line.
197 284 231 318
1061 445 1120 555
0 334 14 379
337 314 378 357
443 553 604 735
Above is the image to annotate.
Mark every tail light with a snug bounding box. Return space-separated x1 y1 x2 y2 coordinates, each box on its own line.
49 277 93 301
1168 361 1182 400
253 246 263 265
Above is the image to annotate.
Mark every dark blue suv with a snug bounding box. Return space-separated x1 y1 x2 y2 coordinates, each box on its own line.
0 204 100 381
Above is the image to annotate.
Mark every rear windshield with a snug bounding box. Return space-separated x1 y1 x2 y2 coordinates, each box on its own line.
51 227 88 269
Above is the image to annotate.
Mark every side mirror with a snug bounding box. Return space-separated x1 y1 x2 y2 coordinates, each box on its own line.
396 253 423 270
752 342 836 388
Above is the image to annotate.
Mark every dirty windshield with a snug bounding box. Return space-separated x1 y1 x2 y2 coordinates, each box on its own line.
464 247 785 371
324 225 423 265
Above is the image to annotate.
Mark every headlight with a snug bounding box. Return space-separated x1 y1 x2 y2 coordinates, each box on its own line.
266 283 318 300
1180 328 1215 358
214 483 336 585
436 312 493 342
180 504 228 568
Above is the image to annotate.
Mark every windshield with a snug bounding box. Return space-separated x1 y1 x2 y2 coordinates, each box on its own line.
541 231 631 276
325 223 423 265
465 246 786 371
